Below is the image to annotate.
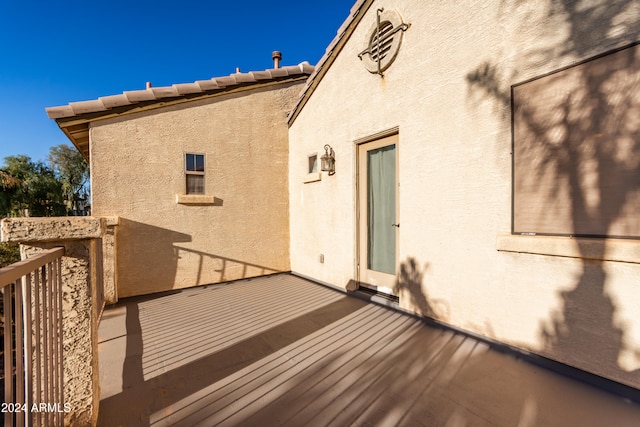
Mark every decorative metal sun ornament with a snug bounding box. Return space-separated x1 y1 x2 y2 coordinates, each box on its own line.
358 8 409 76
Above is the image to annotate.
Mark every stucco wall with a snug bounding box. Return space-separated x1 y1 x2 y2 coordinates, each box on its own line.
289 0 640 388
2 217 104 426
91 81 303 297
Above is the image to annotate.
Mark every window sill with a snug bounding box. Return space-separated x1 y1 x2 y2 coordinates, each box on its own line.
303 172 322 184
496 233 640 264
176 194 216 205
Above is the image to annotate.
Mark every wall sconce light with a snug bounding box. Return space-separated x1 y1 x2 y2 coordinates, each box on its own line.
321 144 335 175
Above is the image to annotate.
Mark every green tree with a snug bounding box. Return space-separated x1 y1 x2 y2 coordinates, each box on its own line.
1 155 65 217
0 242 19 268
0 170 22 266
0 170 21 189
48 144 90 214
0 169 21 215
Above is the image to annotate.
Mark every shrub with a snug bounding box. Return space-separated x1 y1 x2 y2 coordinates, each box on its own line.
0 242 20 268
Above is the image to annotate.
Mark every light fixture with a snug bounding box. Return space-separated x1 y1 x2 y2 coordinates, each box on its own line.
321 144 335 175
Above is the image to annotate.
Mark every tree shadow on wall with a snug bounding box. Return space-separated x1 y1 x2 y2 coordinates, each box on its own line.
540 259 629 376
393 257 437 318
466 0 640 386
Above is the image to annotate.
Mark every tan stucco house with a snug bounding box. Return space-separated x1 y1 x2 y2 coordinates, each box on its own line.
47 57 314 298
287 0 640 392
48 0 640 396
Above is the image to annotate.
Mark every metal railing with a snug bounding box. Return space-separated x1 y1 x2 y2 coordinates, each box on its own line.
0 247 65 427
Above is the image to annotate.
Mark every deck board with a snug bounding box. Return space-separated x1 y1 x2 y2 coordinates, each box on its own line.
98 273 640 426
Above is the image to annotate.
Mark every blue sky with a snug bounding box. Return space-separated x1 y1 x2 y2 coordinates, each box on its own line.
0 0 352 164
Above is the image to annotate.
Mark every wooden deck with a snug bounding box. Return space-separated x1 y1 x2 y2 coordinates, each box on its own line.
98 273 640 426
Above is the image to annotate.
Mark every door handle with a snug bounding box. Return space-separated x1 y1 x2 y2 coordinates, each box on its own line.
392 223 400 228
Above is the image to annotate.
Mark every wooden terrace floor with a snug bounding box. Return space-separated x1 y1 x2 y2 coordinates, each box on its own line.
97 273 640 426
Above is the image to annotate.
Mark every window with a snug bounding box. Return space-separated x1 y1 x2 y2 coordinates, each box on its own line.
308 154 318 174
185 153 205 195
303 152 322 183
512 43 640 238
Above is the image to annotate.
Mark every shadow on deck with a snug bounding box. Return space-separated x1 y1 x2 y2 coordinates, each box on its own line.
98 273 640 426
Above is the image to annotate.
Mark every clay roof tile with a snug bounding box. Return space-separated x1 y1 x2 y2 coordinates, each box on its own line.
99 94 132 109
45 106 75 119
151 86 180 98
124 89 156 102
46 62 315 121
173 83 202 95
69 100 106 115
195 80 221 91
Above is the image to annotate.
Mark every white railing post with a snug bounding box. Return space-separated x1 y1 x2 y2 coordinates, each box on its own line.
13 277 24 427
3 280 14 426
22 273 33 426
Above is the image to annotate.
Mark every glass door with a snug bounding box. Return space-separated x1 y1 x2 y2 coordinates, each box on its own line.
357 134 399 294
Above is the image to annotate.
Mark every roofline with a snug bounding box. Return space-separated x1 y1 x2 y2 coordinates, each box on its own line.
287 0 374 126
51 73 312 162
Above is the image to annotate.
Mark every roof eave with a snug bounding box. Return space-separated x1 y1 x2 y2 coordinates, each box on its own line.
288 0 374 127
53 74 312 162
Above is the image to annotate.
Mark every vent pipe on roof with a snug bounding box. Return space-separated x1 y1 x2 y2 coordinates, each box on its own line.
235 67 241 73
146 82 152 89
272 51 282 69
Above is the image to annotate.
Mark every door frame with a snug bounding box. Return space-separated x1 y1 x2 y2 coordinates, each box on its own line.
355 128 399 295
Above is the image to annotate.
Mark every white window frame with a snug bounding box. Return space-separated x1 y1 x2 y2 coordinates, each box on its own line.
185 153 205 195
304 152 321 184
